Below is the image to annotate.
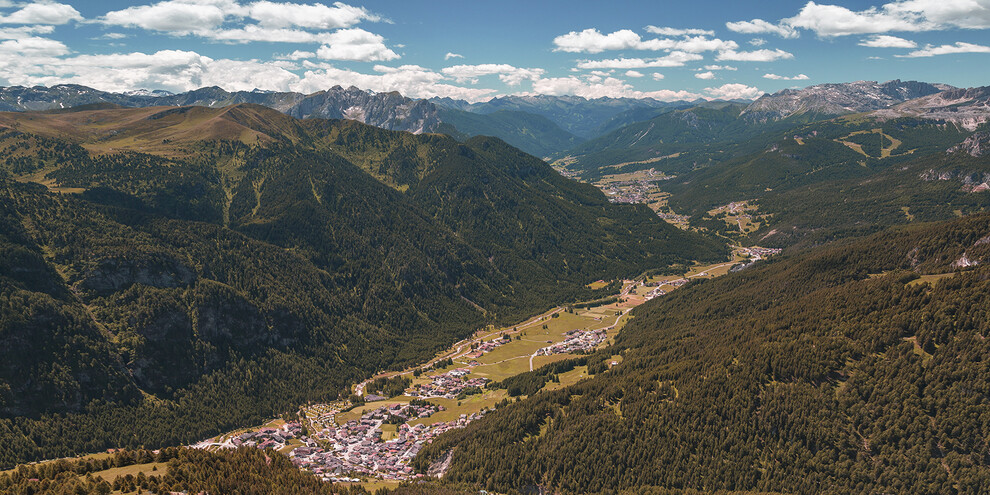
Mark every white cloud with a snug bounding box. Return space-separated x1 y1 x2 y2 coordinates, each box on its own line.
0 1 82 25
763 73 810 80
651 72 664 80
858 34 917 48
444 52 463 60
209 25 335 43
725 19 798 38
277 49 315 60
706 83 762 100
0 24 55 38
526 75 702 101
316 28 398 62
102 1 226 33
782 0 990 37
785 2 926 36
295 64 496 102
576 51 703 69
625 70 644 77
644 25 714 36
552 28 736 54
0 49 300 92
246 1 378 29
0 45 497 102
101 0 379 33
897 41 990 57
694 71 715 79
749 37 767 46
672 36 738 53
553 28 647 53
441 63 544 86
0 36 68 56
716 48 794 62
703 64 737 70
100 32 129 40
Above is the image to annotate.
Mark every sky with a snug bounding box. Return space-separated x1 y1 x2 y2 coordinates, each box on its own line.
0 0 989 102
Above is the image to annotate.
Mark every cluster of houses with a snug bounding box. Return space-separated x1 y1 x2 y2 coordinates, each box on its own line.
657 211 690 224
535 328 607 356
411 369 489 399
599 170 671 205
229 423 304 451
289 403 488 481
464 337 508 359
743 246 782 258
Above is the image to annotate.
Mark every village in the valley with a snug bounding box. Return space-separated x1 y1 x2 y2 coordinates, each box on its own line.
188 239 780 487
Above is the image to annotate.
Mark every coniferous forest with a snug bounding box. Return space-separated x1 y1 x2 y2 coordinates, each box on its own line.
0 104 723 468
415 214 990 494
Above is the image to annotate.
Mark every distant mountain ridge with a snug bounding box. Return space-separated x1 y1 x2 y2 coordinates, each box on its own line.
429 94 701 138
873 85 990 131
0 83 445 135
742 80 951 122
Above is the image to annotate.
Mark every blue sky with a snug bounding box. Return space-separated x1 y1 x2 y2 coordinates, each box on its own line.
0 0 988 101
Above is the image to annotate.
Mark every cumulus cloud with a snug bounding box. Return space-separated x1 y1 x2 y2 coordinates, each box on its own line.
625 70 644 77
704 64 737 70
441 63 544 85
763 73 810 80
245 1 378 29
553 27 737 54
781 0 990 37
725 18 798 38
210 25 336 43
644 25 714 36
294 64 497 102
316 28 398 61
0 48 298 92
0 24 55 38
858 34 917 48
0 44 499 102
576 51 703 69
102 1 226 33
749 38 767 46
553 28 647 53
0 36 68 56
444 52 463 60
276 49 315 60
526 75 701 101
651 72 664 80
716 48 794 62
98 0 395 51
672 36 738 53
101 0 378 33
694 71 715 79
706 83 762 100
785 2 926 36
897 41 990 57
0 1 82 25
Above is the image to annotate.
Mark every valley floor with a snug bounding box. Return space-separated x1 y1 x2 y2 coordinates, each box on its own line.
184 252 776 489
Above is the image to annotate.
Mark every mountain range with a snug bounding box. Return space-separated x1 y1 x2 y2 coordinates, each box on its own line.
0 102 722 468
3 78 990 493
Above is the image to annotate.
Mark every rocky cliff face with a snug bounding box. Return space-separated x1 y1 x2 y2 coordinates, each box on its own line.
742 80 949 122
874 86 990 131
287 86 442 133
948 131 990 157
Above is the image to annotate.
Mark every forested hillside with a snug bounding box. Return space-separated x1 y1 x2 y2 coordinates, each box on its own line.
0 104 721 468
660 117 985 246
416 214 990 494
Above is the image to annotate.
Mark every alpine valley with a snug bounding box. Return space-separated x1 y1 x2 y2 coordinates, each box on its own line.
2 73 990 495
